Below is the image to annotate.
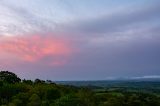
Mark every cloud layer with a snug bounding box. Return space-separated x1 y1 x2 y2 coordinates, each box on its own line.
0 0 160 80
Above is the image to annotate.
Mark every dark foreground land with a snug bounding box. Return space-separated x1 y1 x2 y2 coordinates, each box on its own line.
0 71 160 106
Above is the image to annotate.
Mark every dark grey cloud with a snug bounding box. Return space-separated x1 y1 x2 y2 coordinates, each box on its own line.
60 34 160 80
65 1 160 34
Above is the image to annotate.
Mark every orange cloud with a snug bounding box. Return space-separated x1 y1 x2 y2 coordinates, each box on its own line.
0 35 74 66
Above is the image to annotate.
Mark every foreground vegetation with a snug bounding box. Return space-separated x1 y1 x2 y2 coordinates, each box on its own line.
0 71 160 106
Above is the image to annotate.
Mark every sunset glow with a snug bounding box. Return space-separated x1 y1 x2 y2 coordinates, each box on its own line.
0 35 73 66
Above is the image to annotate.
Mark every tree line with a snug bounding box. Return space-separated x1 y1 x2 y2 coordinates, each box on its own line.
0 71 160 106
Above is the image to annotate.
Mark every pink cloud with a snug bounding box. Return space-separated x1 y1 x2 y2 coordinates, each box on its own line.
0 35 74 66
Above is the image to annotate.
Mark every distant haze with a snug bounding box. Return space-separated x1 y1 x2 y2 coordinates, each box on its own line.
0 0 160 80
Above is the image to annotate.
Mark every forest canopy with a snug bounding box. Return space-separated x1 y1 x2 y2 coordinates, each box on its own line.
0 71 160 106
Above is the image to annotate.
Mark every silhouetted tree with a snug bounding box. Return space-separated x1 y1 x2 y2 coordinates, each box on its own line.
34 79 45 84
22 79 33 85
0 71 21 84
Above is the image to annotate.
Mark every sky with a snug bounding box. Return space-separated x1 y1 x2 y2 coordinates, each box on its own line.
0 0 160 80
